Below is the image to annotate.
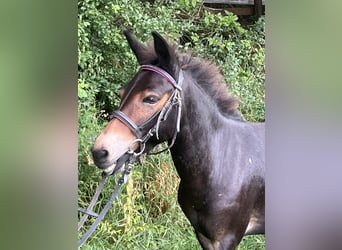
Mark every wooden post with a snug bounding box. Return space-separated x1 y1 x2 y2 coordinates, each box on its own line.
254 0 262 17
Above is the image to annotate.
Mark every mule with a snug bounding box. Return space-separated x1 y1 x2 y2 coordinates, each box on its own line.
91 30 265 250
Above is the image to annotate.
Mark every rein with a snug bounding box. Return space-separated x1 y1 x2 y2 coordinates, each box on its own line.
78 65 183 247
78 156 135 248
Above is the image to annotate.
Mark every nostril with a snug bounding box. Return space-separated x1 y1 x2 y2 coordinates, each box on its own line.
92 149 109 162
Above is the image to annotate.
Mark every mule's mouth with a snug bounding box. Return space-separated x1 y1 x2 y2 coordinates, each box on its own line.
100 153 131 175
103 162 116 175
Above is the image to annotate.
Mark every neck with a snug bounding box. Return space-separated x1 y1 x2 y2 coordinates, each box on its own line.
169 76 224 178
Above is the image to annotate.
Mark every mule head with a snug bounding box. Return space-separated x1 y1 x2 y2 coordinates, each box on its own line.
91 31 182 174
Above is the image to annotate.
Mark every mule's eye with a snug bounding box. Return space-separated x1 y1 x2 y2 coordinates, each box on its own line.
143 95 160 104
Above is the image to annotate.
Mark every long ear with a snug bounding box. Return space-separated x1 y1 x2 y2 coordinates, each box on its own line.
151 31 178 75
124 30 150 65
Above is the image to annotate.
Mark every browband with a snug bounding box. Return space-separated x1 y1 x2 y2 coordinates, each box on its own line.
140 65 182 91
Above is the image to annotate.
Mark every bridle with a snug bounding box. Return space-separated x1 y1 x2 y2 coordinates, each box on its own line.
111 65 183 156
78 65 183 248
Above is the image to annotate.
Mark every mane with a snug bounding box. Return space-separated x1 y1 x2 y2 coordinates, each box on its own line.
140 39 243 121
178 52 243 121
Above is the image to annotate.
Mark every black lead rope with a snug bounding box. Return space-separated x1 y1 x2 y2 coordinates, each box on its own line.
78 156 135 248
78 174 106 231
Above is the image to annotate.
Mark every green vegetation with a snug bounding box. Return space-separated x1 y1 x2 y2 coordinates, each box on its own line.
78 0 265 249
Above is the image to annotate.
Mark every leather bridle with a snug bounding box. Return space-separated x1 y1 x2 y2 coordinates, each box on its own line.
78 65 183 248
110 64 183 159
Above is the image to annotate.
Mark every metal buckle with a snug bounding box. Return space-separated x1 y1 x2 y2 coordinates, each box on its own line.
127 138 145 157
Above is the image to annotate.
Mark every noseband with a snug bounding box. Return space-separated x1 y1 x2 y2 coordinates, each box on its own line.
78 65 183 247
110 65 183 157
